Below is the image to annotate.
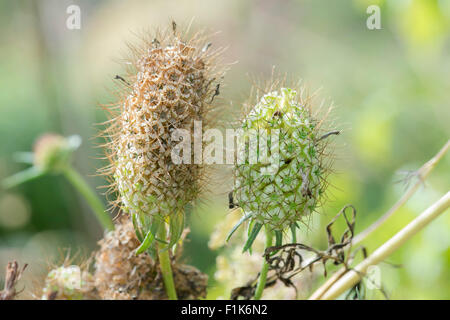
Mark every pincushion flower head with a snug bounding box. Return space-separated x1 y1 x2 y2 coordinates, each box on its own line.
102 23 224 299
228 83 337 300
229 85 337 252
104 24 224 250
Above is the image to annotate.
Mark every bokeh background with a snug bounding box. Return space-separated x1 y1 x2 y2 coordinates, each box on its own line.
0 0 449 299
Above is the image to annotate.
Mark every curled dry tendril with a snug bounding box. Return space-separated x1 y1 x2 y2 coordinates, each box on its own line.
231 205 371 300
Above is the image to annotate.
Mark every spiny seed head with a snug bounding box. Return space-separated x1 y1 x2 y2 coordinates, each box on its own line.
102 25 224 247
234 87 334 232
33 134 81 173
41 265 95 300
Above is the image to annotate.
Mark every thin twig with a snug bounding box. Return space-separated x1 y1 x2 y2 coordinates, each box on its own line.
320 191 450 300
353 140 449 244
0 261 28 300
309 140 449 300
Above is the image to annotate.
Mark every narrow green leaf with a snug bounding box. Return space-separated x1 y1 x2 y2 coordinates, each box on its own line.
168 210 184 248
275 230 283 247
247 219 255 254
136 231 154 255
1 166 46 189
136 217 161 255
155 237 169 245
226 211 253 242
290 223 297 243
242 222 263 253
12 152 34 164
147 246 157 260
247 219 255 237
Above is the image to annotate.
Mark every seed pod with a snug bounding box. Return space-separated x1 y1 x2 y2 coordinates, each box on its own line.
232 86 335 249
102 25 224 251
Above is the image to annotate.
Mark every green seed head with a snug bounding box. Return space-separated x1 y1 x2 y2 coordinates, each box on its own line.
234 87 332 232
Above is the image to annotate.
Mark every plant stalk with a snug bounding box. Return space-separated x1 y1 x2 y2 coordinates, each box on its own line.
353 140 449 245
309 140 449 300
253 226 273 300
63 166 114 231
157 223 178 300
1 167 46 189
320 191 450 300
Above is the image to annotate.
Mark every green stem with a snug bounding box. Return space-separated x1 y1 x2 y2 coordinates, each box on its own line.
158 223 178 300
254 226 273 300
63 166 114 231
1 166 46 189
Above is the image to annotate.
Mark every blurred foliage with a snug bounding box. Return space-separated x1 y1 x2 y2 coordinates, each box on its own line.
0 0 448 299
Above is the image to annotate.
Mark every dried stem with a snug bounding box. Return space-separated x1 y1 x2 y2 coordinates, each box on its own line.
309 140 449 300
353 140 449 245
0 261 27 300
320 191 450 300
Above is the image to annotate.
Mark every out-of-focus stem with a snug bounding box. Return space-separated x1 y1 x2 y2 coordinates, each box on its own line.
63 166 114 231
1 167 46 189
254 226 273 300
320 191 449 300
353 140 449 245
158 224 178 300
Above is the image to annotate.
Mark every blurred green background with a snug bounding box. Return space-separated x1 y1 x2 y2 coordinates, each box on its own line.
0 0 449 299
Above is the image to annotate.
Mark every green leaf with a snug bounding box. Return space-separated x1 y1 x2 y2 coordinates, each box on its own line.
290 223 297 243
132 213 144 243
155 237 169 245
1 166 47 189
247 219 255 254
147 246 157 260
247 219 255 237
242 222 263 253
275 230 283 247
226 211 253 242
13 152 34 164
136 216 161 255
168 210 184 248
